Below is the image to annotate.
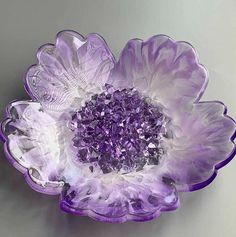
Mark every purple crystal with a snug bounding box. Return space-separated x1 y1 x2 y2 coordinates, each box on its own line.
2 30 235 223
70 85 168 174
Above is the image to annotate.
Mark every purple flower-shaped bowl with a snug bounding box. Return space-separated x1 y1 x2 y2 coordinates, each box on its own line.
1 30 235 223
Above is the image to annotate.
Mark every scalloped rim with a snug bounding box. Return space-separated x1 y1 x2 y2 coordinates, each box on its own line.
59 196 180 223
0 30 235 223
0 99 63 195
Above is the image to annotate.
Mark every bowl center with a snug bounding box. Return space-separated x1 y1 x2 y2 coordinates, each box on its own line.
70 84 168 174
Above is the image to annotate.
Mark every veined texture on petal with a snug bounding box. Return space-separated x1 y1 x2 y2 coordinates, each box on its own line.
60 166 179 223
25 30 115 112
1 101 64 194
164 101 235 191
108 35 208 109
1 30 235 223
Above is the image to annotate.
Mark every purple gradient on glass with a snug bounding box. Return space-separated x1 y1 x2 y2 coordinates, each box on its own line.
0 30 235 223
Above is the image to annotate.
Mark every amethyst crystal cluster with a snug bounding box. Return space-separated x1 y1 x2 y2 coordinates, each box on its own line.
71 85 168 174
1 30 235 223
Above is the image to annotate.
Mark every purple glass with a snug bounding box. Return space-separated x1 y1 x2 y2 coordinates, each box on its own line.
1 30 235 223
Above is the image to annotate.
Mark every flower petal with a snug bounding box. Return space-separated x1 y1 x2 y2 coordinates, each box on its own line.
108 35 208 108
164 101 236 191
1 101 64 194
25 30 115 112
59 167 179 223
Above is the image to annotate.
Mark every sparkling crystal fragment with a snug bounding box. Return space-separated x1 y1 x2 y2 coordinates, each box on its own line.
70 85 169 174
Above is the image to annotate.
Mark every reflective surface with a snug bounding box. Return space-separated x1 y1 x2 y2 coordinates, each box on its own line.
0 0 236 236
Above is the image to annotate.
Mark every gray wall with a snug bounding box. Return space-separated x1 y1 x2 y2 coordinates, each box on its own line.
0 0 235 237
